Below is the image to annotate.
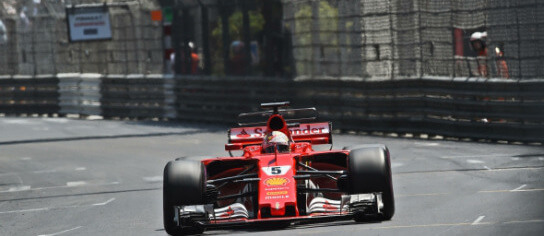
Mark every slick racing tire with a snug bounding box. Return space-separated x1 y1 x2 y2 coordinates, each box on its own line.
163 160 206 235
347 145 395 221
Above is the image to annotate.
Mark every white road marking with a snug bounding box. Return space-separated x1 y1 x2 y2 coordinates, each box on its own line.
503 219 544 224
396 166 544 176
0 185 32 193
42 118 69 123
3 119 34 125
483 166 492 170
479 188 544 193
511 184 527 192
466 159 485 164
33 169 58 174
0 198 118 215
391 162 404 168
396 193 449 197
442 154 512 159
1 181 119 193
21 157 32 161
472 216 485 225
66 181 87 187
75 167 87 171
0 207 49 214
143 176 163 182
414 142 440 146
93 198 116 206
539 157 544 161
38 226 82 236
511 157 520 161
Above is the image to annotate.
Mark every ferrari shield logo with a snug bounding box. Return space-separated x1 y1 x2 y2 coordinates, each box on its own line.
264 177 289 186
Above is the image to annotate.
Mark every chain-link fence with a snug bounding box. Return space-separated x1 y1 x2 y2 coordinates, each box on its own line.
0 0 163 75
283 0 543 80
1 0 542 79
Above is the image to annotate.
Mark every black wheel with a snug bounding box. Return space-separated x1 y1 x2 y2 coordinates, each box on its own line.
347 145 395 221
163 160 206 235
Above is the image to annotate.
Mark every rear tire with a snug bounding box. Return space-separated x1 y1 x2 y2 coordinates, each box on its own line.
347 145 395 221
163 160 206 235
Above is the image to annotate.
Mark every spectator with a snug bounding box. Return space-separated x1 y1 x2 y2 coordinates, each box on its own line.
188 42 200 74
494 44 509 79
230 40 246 75
0 20 7 44
470 31 488 77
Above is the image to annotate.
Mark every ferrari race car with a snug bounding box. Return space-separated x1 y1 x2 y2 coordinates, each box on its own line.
163 102 395 235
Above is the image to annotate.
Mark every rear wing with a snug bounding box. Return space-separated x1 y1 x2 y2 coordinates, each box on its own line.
226 122 332 150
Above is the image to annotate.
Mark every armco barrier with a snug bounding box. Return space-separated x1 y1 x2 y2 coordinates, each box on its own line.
174 76 294 122
0 74 542 143
174 76 544 143
58 73 101 116
101 74 166 119
0 74 59 115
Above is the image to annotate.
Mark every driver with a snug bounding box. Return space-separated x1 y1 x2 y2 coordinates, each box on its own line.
262 131 290 153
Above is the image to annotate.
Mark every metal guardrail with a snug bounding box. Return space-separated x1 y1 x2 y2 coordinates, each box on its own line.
101 74 166 119
58 73 101 116
0 75 59 115
174 76 544 143
0 74 542 143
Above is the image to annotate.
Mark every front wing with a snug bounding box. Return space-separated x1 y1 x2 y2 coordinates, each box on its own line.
173 193 383 229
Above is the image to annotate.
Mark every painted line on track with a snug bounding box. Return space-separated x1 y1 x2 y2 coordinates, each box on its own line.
0 207 50 214
398 187 543 198
0 182 120 193
395 166 544 175
396 192 450 198
298 218 544 233
143 176 163 183
472 216 485 225
479 188 544 193
0 197 118 214
38 226 82 236
441 154 514 159
511 184 527 192
66 181 87 187
92 198 115 206
503 219 544 224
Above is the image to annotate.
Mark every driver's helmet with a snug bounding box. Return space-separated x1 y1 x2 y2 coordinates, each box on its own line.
262 131 290 153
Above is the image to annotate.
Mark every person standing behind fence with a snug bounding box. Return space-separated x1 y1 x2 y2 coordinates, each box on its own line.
470 31 488 77
494 43 509 79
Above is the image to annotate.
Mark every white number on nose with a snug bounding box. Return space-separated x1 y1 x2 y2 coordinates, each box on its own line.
262 166 291 176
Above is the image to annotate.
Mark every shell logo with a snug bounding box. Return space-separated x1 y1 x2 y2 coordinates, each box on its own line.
264 177 289 186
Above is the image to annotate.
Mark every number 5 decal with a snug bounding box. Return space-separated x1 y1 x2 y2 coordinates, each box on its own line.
262 166 291 176
271 167 281 175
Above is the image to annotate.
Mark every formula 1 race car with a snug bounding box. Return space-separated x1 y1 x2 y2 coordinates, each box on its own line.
163 102 395 235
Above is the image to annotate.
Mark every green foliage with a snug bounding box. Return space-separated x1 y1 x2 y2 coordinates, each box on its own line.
212 10 265 41
294 1 338 45
210 10 264 75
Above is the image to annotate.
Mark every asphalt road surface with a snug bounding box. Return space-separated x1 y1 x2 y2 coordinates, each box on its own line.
1 117 543 236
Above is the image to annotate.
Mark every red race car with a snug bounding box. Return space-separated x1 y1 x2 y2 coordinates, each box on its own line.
163 102 395 235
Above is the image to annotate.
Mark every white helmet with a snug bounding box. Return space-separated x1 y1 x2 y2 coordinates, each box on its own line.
262 131 290 153
470 31 487 41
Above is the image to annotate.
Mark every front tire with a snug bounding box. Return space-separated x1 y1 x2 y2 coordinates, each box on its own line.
347 145 395 221
163 160 205 235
